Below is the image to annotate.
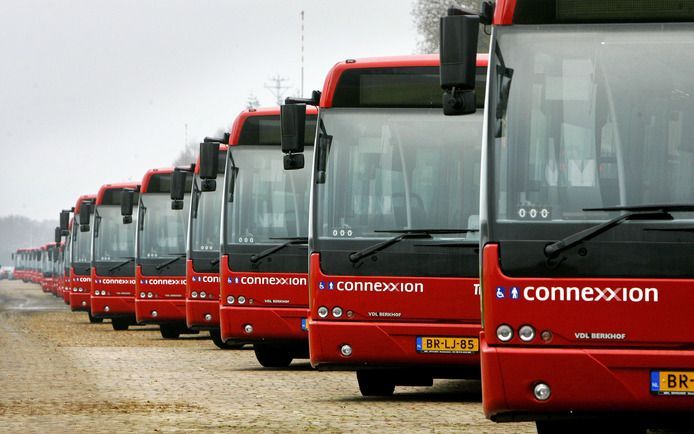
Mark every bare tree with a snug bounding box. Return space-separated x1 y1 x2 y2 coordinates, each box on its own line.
412 0 490 54
173 142 197 166
245 93 260 110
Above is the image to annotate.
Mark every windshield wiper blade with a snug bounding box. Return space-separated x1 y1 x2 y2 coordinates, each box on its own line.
109 257 134 272
374 228 478 234
250 238 308 263
584 204 694 213
644 226 694 232
155 254 186 270
349 232 432 263
543 205 690 258
414 242 478 248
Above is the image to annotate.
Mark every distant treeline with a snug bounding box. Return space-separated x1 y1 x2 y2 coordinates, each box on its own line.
0 215 58 268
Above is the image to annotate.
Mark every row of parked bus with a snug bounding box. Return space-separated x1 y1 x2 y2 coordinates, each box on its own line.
10 2 694 432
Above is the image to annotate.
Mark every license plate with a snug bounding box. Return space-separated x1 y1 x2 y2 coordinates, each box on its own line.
301 318 307 331
416 336 479 354
651 371 694 396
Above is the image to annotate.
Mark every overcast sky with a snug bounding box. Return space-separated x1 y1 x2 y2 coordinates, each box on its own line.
0 0 419 220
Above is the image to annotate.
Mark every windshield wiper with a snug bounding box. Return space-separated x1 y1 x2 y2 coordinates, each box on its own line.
544 204 694 258
109 257 134 272
155 253 186 270
250 237 308 263
349 229 477 263
644 226 694 233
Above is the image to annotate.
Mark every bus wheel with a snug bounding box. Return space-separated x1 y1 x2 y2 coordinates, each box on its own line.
356 370 395 397
536 420 646 434
209 330 244 350
254 344 292 368
160 324 181 339
111 318 130 331
87 312 103 324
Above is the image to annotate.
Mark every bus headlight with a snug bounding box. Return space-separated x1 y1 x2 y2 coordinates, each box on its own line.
226 296 235 304
237 296 246 304
519 325 536 342
332 306 343 318
191 291 198 299
317 306 329 318
200 291 207 299
496 324 513 342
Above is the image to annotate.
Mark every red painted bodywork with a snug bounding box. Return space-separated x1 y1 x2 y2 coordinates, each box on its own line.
481 244 694 418
69 194 96 312
218 107 316 346
134 168 188 326
185 259 221 329
220 255 309 342
309 56 487 375
478 0 694 423
135 265 187 323
90 182 140 319
185 146 226 330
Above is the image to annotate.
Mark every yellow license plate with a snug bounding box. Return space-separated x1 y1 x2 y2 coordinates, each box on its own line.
416 336 479 354
651 371 694 396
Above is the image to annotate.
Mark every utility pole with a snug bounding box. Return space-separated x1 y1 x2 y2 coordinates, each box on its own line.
264 75 291 106
300 10 305 97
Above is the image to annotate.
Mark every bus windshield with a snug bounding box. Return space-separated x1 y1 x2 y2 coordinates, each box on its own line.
316 108 482 241
224 146 313 246
72 215 93 264
138 193 190 259
190 174 223 253
493 23 694 233
94 205 136 262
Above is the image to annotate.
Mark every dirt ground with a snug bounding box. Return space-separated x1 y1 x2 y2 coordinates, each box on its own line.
0 280 535 434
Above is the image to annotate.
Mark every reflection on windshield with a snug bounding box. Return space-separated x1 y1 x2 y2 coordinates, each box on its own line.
191 174 223 252
225 146 313 245
94 205 137 262
317 108 482 240
72 214 93 263
139 193 190 259
494 24 694 223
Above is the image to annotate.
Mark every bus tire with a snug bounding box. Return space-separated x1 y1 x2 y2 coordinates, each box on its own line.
160 324 181 339
88 312 103 324
111 318 130 331
209 330 244 350
356 370 395 397
254 344 293 368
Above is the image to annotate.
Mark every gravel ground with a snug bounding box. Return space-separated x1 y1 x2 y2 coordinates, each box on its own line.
0 280 535 434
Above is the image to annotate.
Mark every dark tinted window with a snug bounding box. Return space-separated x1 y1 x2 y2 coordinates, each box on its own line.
238 115 317 147
146 173 192 193
332 66 486 108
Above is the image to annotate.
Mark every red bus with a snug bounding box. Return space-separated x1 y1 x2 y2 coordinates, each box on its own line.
440 1 694 431
282 55 487 395
90 182 141 331
61 219 74 304
135 167 194 339
69 194 102 323
217 107 317 366
13 248 30 282
29 247 41 284
39 243 54 293
184 141 240 348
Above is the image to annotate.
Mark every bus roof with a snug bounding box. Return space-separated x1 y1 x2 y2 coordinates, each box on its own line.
96 182 140 205
229 106 318 146
319 54 488 108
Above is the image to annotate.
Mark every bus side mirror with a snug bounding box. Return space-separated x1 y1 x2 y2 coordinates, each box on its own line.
54 227 61 244
440 8 479 115
79 203 91 232
60 210 70 232
121 189 134 224
281 104 306 170
171 169 186 210
199 141 219 192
